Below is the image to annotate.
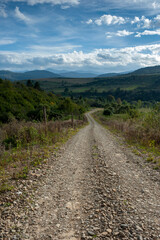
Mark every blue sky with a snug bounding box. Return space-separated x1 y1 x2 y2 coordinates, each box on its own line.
1 0 160 73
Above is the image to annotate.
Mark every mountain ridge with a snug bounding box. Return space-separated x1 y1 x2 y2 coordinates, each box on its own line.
0 70 61 81
0 64 160 81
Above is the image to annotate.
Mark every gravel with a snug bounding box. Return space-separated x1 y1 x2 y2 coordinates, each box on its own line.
0 111 160 239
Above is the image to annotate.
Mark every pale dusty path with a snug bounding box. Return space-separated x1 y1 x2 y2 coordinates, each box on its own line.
21 111 160 240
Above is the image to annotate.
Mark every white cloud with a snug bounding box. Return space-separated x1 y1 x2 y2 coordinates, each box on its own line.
0 39 16 45
15 6 32 24
1 44 160 71
131 16 140 24
106 30 134 38
0 4 7 18
12 0 79 6
135 29 160 37
95 14 126 26
86 19 93 25
154 15 160 21
142 17 152 28
152 2 160 9
28 44 82 53
116 30 134 36
61 5 70 9
131 16 152 28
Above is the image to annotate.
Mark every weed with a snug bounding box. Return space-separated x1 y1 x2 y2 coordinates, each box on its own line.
0 182 14 193
0 118 87 192
3 202 12 207
93 109 160 169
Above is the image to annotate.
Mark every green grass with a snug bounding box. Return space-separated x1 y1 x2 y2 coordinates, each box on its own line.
93 109 160 169
0 120 87 193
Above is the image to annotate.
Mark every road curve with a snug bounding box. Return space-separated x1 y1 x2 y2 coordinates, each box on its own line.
22 111 160 240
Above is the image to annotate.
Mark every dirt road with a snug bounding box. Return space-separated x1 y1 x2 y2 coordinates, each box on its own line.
17 112 160 239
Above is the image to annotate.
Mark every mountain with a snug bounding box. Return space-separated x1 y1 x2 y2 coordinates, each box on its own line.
0 70 61 81
60 71 97 78
97 73 120 78
0 71 23 81
97 71 132 78
131 65 160 75
23 70 61 79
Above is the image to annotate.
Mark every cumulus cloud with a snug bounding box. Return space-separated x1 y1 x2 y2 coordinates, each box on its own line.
152 2 160 9
131 16 140 24
116 30 134 36
95 14 126 26
12 0 79 6
86 19 93 25
106 30 134 38
131 16 152 28
135 29 160 37
15 6 32 24
1 44 160 71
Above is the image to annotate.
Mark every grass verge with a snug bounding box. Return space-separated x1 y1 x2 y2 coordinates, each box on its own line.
0 119 87 193
93 110 160 169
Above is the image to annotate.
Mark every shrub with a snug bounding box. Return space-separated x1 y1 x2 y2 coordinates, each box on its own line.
103 107 113 116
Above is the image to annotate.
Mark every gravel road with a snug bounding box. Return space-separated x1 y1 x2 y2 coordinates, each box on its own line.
5 111 160 239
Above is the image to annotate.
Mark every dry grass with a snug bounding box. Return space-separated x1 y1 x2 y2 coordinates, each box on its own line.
94 110 160 168
0 118 87 193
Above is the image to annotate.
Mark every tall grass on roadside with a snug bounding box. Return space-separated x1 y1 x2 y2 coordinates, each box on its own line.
94 104 160 168
0 118 87 192
102 109 160 148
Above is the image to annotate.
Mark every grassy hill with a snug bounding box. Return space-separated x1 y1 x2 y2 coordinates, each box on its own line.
24 73 160 92
0 79 86 123
21 72 160 102
132 65 160 75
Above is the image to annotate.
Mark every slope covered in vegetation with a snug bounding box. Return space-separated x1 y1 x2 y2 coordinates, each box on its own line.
94 100 160 169
0 79 86 123
0 79 88 193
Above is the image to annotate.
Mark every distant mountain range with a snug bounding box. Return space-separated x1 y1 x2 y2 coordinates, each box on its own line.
60 71 97 78
0 70 98 80
1 65 160 81
97 73 121 78
97 71 131 78
0 70 61 81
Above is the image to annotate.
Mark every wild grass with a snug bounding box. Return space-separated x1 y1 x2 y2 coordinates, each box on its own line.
0 118 87 193
94 109 160 168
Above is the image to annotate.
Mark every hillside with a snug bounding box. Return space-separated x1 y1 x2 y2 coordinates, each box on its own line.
60 71 97 78
26 73 160 92
97 73 121 78
0 79 58 122
0 70 61 81
0 79 87 123
132 65 160 75
22 73 160 102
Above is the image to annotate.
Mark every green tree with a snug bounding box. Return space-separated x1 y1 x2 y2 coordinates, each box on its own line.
34 81 41 91
26 80 33 88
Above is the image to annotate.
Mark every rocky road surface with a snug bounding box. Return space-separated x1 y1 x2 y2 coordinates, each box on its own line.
1 111 160 239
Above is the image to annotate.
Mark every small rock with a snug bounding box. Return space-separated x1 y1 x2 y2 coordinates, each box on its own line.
87 231 95 236
120 224 128 229
136 226 143 231
138 236 143 240
101 232 108 236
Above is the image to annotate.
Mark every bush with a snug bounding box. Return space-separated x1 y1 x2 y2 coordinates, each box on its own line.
128 108 139 119
103 108 113 116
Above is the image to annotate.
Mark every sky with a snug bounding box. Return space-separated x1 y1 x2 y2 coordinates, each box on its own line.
1 0 160 73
